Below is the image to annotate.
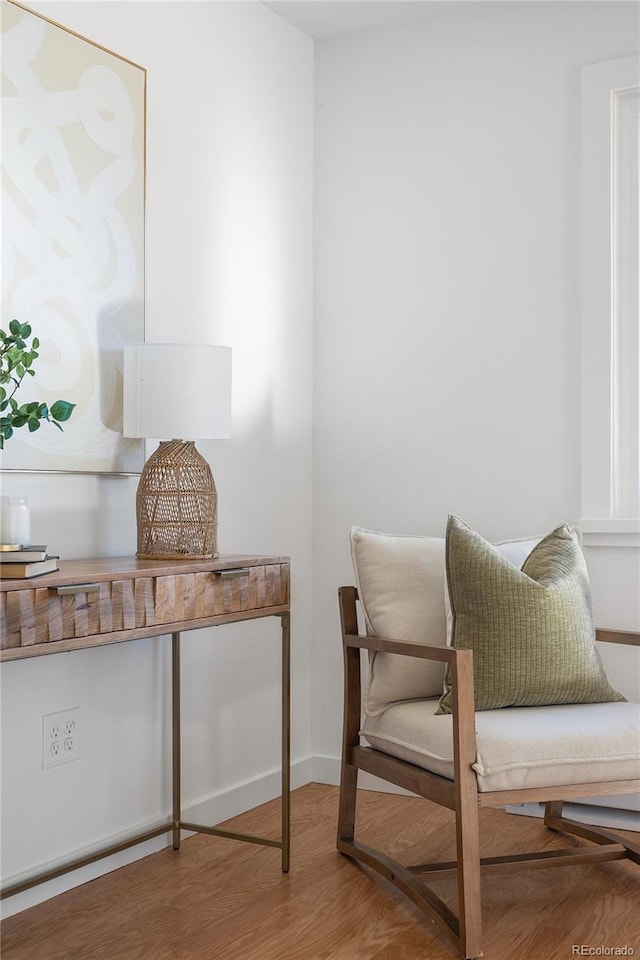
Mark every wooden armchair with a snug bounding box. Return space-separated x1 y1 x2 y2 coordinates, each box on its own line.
337 523 640 960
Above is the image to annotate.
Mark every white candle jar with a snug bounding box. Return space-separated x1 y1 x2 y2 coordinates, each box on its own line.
1 496 31 547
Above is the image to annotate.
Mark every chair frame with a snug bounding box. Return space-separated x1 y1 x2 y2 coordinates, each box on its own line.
337 585 640 960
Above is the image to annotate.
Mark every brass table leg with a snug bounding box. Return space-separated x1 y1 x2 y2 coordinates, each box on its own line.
172 632 181 850
0 600 291 901
281 611 291 873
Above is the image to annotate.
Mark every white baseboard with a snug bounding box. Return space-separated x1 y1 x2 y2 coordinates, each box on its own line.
505 801 640 832
4 755 637 918
1 757 313 920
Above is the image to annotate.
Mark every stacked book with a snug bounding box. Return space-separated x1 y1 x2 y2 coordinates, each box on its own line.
0 545 59 579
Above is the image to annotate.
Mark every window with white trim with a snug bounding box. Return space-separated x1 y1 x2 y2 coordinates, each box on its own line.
581 56 639 547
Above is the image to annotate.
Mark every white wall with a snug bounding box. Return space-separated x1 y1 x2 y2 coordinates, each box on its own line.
3 0 640 918
312 1 640 764
1 0 313 915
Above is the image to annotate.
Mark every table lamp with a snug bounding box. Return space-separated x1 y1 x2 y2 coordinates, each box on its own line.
123 343 232 560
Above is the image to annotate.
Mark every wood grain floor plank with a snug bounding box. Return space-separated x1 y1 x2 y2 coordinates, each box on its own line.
1 784 638 960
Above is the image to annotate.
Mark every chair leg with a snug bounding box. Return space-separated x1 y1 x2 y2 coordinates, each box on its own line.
544 799 564 825
455 786 483 959
338 761 358 845
451 650 483 959
338 587 363 849
337 643 360 847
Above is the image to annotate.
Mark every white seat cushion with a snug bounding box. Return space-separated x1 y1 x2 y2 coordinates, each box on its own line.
361 699 640 792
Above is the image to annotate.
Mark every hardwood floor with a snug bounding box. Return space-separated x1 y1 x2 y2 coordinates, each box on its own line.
1 784 638 960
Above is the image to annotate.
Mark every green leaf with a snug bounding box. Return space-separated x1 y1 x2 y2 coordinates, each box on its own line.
50 400 75 422
0 320 75 445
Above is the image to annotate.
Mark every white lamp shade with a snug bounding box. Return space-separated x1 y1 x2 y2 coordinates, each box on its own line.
123 344 232 440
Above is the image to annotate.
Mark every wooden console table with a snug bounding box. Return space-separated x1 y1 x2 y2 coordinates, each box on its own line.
0 554 290 899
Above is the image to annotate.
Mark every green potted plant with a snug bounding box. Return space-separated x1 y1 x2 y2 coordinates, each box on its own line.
0 320 75 449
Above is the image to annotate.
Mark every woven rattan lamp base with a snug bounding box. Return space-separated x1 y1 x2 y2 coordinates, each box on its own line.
136 440 218 560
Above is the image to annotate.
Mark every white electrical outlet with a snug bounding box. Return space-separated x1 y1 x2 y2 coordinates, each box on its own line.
43 708 80 769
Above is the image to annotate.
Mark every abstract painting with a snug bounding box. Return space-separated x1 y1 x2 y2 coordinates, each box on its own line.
1 0 146 473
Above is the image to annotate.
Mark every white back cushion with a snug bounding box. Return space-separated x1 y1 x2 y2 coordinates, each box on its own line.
350 527 447 716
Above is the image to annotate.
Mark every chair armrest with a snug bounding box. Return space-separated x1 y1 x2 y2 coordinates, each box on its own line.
339 584 460 664
343 631 460 664
341 626 476 739
596 629 640 646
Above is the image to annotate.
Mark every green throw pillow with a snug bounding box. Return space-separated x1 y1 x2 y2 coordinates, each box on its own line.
437 516 625 714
